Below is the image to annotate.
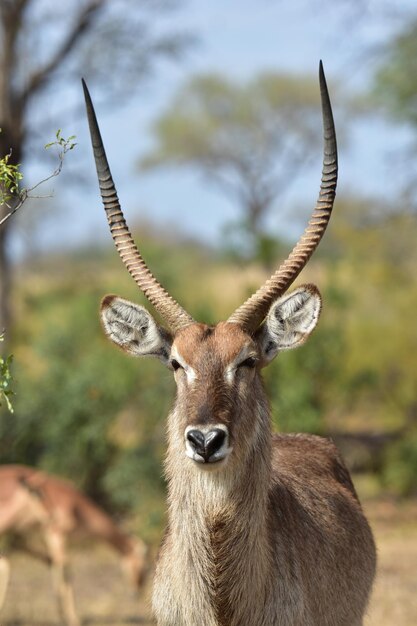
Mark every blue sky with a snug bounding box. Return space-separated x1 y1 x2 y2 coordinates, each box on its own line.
13 0 415 258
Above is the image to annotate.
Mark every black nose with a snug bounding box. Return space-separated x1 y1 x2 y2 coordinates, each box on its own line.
186 428 226 462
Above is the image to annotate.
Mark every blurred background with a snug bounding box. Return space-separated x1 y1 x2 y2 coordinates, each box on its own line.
0 0 416 624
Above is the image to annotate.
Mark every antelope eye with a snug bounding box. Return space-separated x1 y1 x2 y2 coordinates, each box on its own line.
238 356 257 369
171 359 183 371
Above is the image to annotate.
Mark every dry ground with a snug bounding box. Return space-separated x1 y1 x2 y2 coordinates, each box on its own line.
0 545 154 626
1 499 416 626
363 499 417 626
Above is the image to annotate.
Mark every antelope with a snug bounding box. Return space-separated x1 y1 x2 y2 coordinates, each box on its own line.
0 465 147 626
83 61 376 626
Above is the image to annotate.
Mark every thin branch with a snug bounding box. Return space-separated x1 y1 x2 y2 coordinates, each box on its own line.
21 0 106 102
0 133 76 228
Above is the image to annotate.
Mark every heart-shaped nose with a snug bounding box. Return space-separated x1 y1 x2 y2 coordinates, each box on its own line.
186 428 226 462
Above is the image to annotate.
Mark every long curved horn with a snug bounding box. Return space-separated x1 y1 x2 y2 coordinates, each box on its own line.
82 79 194 333
227 61 338 333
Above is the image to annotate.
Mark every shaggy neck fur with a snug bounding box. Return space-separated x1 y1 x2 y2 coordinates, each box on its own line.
153 382 274 626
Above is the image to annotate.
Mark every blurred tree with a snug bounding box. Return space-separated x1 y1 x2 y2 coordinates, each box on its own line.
0 0 191 340
320 198 417 478
371 17 417 209
372 18 417 125
140 72 331 266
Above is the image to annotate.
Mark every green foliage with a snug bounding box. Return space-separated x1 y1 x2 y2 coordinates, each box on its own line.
44 129 77 152
372 19 417 124
0 142 23 206
383 431 417 497
324 202 417 432
0 130 77 227
0 333 14 412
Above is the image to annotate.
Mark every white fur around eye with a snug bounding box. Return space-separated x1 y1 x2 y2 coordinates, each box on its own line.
170 347 197 383
225 364 235 385
224 345 257 384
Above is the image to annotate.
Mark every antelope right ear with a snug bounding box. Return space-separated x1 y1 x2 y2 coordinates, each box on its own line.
100 295 172 365
256 284 322 364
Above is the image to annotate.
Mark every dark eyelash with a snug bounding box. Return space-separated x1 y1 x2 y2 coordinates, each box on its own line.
171 359 183 371
238 356 257 369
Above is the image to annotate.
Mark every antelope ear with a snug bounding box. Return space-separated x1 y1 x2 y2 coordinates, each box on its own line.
100 295 172 366
256 284 322 364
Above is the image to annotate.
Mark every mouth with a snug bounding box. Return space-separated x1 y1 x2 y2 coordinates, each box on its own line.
186 451 231 472
186 449 231 465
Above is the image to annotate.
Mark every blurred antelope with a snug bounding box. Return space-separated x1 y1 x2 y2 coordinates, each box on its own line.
83 61 376 626
0 465 147 626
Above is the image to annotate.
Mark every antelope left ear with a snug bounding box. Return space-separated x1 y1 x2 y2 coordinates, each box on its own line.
256 284 322 364
100 295 173 366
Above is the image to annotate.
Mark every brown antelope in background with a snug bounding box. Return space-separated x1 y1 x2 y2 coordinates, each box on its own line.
0 465 147 626
83 61 376 626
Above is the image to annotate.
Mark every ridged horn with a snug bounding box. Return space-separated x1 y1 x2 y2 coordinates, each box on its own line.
227 61 338 332
82 79 194 333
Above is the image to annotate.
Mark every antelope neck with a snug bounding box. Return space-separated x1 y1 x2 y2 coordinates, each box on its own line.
164 407 273 623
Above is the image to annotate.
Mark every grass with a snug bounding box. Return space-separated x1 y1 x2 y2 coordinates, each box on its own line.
1 499 416 625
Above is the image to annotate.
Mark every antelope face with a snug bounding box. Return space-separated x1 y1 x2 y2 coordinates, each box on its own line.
171 322 259 469
100 285 321 471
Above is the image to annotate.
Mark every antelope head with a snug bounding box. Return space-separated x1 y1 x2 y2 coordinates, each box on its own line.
83 62 337 473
